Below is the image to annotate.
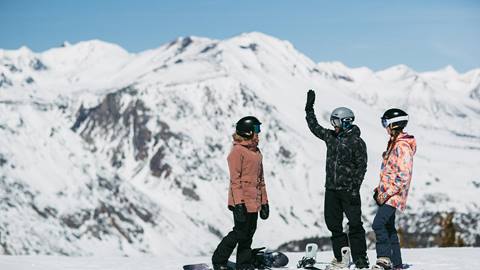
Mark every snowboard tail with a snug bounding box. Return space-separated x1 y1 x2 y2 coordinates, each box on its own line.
183 263 210 270
182 261 235 270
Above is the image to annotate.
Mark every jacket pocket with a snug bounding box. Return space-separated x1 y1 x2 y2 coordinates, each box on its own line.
241 180 257 199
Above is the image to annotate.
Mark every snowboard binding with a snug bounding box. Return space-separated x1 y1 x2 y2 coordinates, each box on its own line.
252 247 289 269
297 243 318 268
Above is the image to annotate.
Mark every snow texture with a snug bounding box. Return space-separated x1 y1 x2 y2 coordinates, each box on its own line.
0 32 479 256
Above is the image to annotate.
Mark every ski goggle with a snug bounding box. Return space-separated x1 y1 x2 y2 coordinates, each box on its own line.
330 117 342 128
381 118 388 128
253 124 261 133
381 115 409 128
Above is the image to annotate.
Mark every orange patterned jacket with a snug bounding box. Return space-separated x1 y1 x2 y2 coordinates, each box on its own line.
377 132 416 211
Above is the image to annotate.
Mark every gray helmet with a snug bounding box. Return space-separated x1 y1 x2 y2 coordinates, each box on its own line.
330 107 355 128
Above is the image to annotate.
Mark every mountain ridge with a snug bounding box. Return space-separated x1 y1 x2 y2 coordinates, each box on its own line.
0 32 479 256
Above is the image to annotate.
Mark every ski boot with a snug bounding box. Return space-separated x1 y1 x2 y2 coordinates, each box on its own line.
371 257 392 270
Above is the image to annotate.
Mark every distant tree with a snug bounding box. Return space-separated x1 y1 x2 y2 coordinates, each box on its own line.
440 212 456 247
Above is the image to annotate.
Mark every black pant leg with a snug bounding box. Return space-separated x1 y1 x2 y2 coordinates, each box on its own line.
341 190 368 262
324 189 348 261
212 229 238 264
212 212 240 264
236 213 258 266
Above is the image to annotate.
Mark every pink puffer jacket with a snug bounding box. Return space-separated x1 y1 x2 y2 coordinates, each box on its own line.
227 139 268 213
377 132 416 212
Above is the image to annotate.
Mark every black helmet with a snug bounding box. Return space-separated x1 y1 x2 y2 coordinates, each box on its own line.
236 116 261 139
381 108 408 130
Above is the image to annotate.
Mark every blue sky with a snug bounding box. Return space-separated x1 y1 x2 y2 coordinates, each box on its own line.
1 0 479 72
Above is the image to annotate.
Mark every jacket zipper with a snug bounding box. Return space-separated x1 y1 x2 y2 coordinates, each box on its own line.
334 137 340 186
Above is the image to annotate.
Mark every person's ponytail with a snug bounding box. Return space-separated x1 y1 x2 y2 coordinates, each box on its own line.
385 128 403 159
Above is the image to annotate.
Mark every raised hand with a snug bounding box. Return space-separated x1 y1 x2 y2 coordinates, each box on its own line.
305 89 316 112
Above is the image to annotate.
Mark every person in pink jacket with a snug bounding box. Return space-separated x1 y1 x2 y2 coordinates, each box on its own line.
372 108 417 270
212 116 269 270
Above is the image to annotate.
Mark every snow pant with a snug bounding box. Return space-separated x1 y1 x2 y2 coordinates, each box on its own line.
212 212 258 267
372 204 402 267
324 189 368 262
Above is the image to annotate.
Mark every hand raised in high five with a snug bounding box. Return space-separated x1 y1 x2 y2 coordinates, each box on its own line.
305 89 316 112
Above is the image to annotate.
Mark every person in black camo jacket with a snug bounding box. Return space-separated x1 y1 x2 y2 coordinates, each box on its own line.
304 89 370 269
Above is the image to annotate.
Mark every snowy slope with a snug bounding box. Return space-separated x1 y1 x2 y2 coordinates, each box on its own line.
0 32 479 256
0 248 478 270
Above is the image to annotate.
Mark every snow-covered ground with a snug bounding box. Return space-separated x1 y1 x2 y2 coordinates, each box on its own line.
0 247 477 270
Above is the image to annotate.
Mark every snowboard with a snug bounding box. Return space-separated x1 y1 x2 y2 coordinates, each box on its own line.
182 247 289 270
183 261 235 270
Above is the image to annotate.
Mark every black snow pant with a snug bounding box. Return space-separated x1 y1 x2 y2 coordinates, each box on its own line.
212 212 258 267
324 189 367 262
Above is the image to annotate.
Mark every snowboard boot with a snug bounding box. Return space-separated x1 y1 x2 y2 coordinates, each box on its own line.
325 258 349 270
371 257 392 270
393 264 410 270
354 256 370 269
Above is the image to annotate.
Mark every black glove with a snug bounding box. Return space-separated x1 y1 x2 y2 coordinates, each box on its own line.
373 188 382 206
260 204 269 220
233 204 247 222
305 89 315 112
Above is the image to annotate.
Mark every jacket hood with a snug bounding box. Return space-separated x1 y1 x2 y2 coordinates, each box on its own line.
232 135 258 149
397 132 417 154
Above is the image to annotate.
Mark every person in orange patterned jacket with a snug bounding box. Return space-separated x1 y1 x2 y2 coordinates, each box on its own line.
372 108 417 270
212 116 269 270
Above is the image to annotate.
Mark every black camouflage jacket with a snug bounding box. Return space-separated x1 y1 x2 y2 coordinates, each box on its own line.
306 109 367 191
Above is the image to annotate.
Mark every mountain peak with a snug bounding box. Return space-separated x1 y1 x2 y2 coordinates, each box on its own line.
61 41 72 47
226 31 289 48
239 31 278 40
442 65 458 74
376 64 417 81
69 39 129 54
41 39 130 66
420 65 461 81
0 46 35 61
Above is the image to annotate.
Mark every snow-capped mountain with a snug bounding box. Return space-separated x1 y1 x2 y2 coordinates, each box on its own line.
0 32 479 257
